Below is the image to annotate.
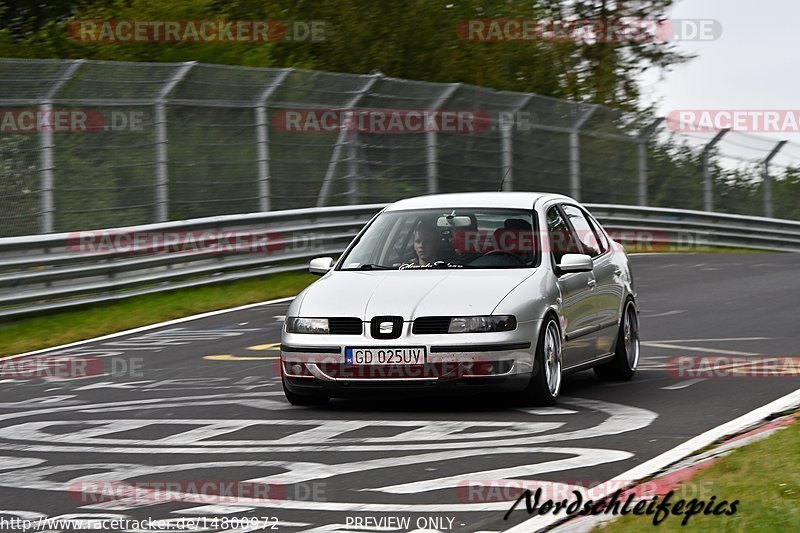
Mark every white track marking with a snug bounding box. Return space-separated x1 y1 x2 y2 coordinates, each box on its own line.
641 342 761 356
647 337 769 343
502 386 800 532
515 408 578 415
660 378 707 390
176 505 256 515
0 397 656 454
0 396 655 514
2 296 295 361
640 310 684 318
366 448 631 494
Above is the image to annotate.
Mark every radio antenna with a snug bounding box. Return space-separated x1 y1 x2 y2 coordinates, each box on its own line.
497 165 512 192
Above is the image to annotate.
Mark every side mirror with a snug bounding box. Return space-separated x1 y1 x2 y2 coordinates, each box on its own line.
309 256 334 276
557 253 593 273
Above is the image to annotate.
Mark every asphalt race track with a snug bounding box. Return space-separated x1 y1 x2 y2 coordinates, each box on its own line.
1 253 798 533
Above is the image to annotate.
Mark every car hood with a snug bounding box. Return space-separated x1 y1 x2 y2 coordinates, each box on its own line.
297 270 535 319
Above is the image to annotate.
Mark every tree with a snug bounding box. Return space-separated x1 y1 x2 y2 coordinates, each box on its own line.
0 0 690 110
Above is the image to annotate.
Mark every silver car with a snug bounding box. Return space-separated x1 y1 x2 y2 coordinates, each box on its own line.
281 192 639 406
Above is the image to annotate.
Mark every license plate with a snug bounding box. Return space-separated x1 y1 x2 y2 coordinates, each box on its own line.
345 347 426 366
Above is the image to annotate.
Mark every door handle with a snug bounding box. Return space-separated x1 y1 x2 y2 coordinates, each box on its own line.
587 278 596 288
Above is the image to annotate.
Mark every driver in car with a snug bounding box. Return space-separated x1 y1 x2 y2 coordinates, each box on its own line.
412 222 453 266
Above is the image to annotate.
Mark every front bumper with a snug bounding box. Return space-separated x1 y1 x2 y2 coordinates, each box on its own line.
281 322 538 397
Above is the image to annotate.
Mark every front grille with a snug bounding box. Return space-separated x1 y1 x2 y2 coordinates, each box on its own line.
412 316 452 334
370 316 404 339
328 317 363 335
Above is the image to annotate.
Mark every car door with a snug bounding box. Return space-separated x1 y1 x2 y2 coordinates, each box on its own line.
546 204 598 369
560 204 621 357
584 210 624 353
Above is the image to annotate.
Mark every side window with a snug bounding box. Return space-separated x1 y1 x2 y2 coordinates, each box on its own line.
583 211 609 254
561 205 601 258
546 206 580 264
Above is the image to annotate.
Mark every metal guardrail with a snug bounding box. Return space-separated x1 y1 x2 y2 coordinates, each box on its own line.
1 203 799 320
591 204 800 253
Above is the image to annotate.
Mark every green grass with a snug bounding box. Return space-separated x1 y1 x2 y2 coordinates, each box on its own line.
595 417 800 532
0 245 774 356
0 271 317 357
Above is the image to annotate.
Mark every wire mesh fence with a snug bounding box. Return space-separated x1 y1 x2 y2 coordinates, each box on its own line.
1 58 799 237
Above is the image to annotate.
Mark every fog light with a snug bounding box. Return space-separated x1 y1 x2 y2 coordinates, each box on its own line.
284 361 313 378
471 362 494 376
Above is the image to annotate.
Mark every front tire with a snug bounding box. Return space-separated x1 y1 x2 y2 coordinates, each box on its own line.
518 317 563 406
594 299 640 381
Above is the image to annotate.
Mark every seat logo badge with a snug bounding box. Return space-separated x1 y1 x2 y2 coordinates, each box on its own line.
379 321 393 334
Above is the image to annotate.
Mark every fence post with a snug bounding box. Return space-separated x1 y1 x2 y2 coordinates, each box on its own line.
763 140 787 218
499 94 532 192
38 59 83 233
500 122 514 191
702 128 729 212
346 130 360 204
154 61 194 223
569 105 598 202
425 83 460 195
255 69 291 212
317 73 382 207
636 117 664 207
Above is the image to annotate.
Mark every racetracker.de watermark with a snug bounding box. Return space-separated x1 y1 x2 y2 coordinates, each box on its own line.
273 109 491 134
68 480 326 505
0 109 145 133
69 20 327 43
457 479 716 503
667 356 800 378
456 18 721 42
0 355 142 380
66 230 285 254
667 109 800 132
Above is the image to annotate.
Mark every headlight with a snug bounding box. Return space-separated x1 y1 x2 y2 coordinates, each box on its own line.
448 315 516 333
285 317 329 334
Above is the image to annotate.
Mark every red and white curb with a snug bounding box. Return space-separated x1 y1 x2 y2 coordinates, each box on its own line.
504 387 800 532
551 411 798 532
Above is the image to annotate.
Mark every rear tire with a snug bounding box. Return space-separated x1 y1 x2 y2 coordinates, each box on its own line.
282 379 330 406
517 317 562 406
594 299 639 381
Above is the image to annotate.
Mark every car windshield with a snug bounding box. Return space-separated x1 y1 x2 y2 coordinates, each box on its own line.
339 208 538 270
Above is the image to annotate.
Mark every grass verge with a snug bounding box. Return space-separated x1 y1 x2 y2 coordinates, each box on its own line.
0 271 316 357
0 246 772 357
595 416 800 532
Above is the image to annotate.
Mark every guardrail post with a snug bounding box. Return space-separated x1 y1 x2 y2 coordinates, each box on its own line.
702 128 729 212
255 69 291 212
425 83 460 195
38 60 83 233
636 118 664 207
154 61 194 223
317 73 382 207
763 140 787 218
569 105 598 202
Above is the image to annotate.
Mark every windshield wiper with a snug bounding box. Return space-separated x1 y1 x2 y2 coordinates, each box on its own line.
343 263 393 270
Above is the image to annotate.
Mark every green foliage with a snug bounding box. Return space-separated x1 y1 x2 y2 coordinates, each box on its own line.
0 0 688 110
